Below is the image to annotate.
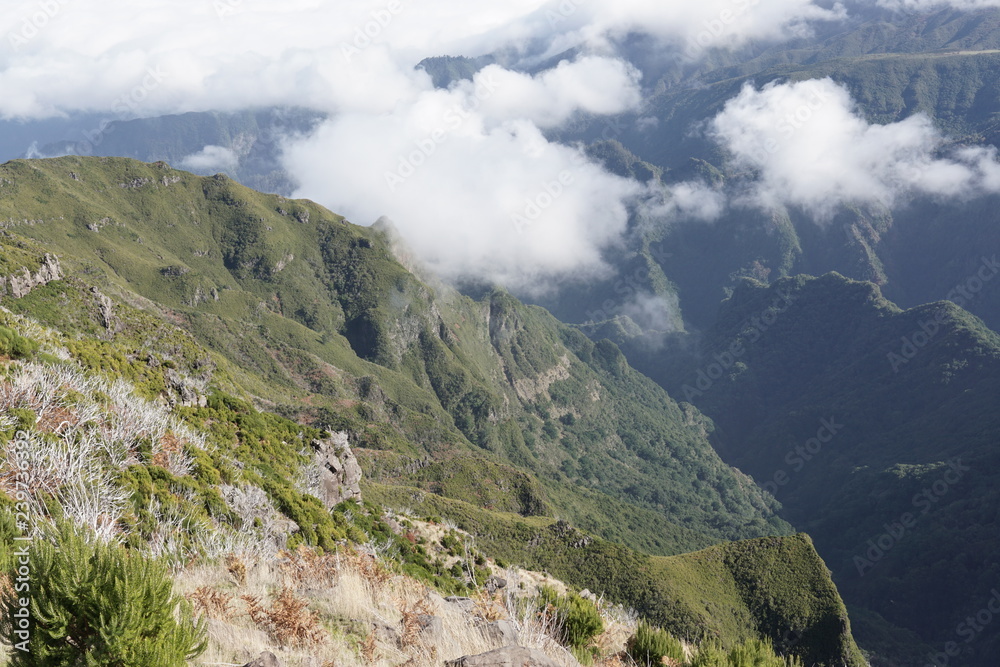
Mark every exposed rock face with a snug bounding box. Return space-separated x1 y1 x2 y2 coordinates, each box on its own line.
310 431 362 508
483 619 520 647
90 287 121 334
444 596 477 614
2 254 62 298
416 614 443 642
242 652 281 667
164 367 209 408
485 576 508 594
446 646 559 667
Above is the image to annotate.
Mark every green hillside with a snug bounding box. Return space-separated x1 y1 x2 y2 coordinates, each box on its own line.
0 156 869 665
662 273 1000 666
0 155 790 551
367 484 866 667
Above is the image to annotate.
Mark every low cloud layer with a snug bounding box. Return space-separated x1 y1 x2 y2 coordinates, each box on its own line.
0 0 853 121
536 0 847 60
708 78 1000 217
0 0 850 290
179 145 238 173
283 61 645 292
3 0 994 290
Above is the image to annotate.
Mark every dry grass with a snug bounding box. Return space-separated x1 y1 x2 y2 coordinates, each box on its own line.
472 589 506 622
359 630 378 663
226 554 248 587
398 597 432 648
0 572 12 601
170 524 659 667
172 542 600 667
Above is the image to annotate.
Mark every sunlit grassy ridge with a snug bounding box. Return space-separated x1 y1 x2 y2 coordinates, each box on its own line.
0 156 866 665
0 156 787 549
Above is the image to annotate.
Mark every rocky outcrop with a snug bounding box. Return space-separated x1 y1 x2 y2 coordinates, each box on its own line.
164 367 209 408
1 254 62 299
446 646 559 667
310 432 362 508
242 652 281 667
483 619 520 647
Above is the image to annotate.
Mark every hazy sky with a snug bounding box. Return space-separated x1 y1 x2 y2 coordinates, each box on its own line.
3 0 998 290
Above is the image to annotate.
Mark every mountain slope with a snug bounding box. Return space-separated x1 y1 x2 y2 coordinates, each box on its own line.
0 156 870 665
531 9 1000 334
367 484 866 667
29 108 323 196
0 155 790 552
662 273 1000 666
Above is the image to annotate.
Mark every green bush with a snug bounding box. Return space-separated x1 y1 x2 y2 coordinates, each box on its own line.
0 326 38 359
690 638 802 667
627 622 685 666
539 587 604 649
1 521 206 666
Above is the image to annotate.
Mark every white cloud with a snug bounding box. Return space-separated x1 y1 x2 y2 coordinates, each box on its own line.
548 0 847 59
0 0 853 121
179 145 238 173
707 78 1000 217
7 0 968 290
638 181 727 222
474 57 642 128
282 61 645 293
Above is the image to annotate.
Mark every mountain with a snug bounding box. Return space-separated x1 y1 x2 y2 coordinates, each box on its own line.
0 155 869 664
24 108 324 196
15 9 1000 337
0 155 790 549
652 272 1000 666
502 8 1000 335
6 8 1000 665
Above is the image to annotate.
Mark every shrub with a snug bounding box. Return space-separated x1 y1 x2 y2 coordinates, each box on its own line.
728 638 802 667
0 326 38 359
627 622 686 666
690 638 803 667
539 587 604 649
0 521 206 666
